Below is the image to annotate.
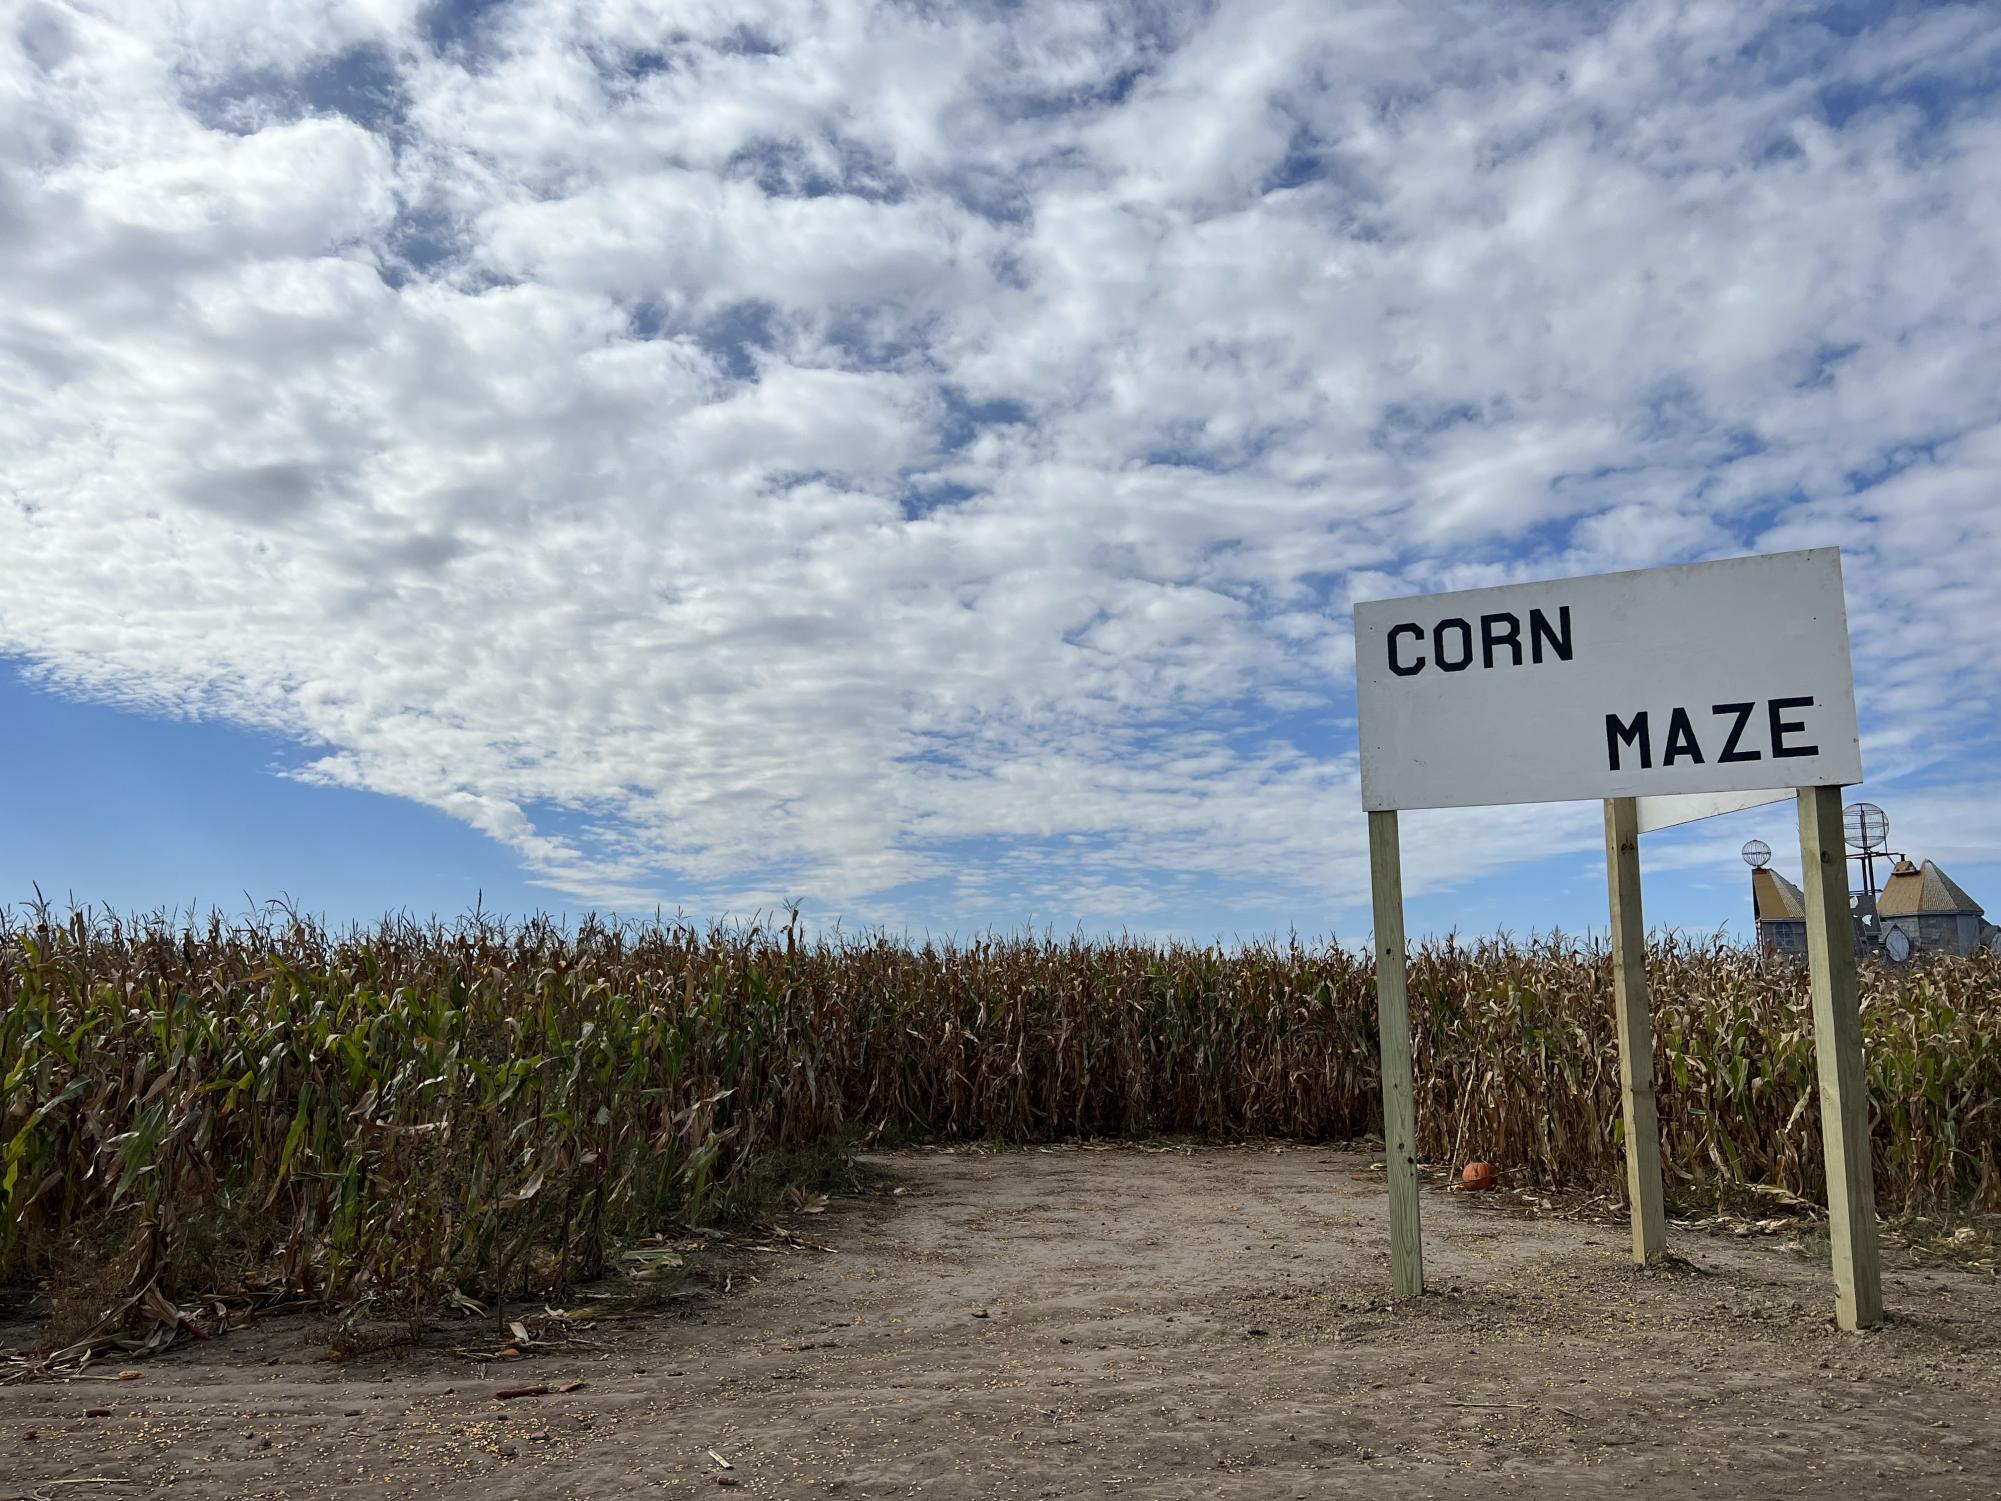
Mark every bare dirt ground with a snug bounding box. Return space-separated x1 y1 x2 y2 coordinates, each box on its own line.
4 1144 1998 1500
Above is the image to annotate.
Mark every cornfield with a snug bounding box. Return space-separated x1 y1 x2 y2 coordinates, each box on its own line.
3 906 1997 1320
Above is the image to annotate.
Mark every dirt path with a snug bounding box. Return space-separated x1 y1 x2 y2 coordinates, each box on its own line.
5 1145 1998 1499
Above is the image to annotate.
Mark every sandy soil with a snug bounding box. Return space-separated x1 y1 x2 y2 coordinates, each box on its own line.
4 1144 1998 1500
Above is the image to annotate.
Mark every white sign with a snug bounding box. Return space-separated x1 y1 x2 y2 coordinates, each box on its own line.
1354 549 1862 813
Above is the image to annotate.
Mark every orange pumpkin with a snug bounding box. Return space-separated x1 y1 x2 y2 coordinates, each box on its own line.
1461 1161 1498 1192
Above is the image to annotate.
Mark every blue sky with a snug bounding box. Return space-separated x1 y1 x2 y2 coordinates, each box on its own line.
3 1 1999 941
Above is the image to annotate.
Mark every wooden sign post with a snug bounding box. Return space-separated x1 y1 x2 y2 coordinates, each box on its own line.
1368 809 1424 1297
1796 784 1884 1329
1604 796 1667 1264
1355 549 1882 1330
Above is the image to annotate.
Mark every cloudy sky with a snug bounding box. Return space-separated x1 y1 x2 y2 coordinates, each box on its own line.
3 0 1998 938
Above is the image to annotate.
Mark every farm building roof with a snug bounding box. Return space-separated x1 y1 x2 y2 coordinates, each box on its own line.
1752 866 1807 921
1877 859 1983 918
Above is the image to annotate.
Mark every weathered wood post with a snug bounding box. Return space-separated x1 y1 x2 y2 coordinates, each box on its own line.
1796 783 1884 1330
1603 796 1667 1264
1368 808 1424 1298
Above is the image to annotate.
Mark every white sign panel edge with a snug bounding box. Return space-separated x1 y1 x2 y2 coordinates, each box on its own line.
1634 786 1796 835
1354 548 1863 813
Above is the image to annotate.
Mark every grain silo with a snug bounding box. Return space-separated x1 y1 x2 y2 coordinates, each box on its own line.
1875 859 1991 958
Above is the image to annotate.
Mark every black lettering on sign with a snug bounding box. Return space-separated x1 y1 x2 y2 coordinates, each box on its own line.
1599 698 1819 775
1434 618 1474 671
1606 711 1651 771
1769 696 1818 758
1529 606 1573 664
1480 613 1522 669
1713 702 1759 762
1387 623 1425 676
1662 707 1705 766
1381 603 1575 676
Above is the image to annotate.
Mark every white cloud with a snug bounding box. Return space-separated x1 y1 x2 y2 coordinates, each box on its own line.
2 0 1997 927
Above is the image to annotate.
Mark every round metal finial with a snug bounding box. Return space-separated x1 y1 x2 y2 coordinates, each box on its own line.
1741 839 1771 869
1844 802 1888 852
